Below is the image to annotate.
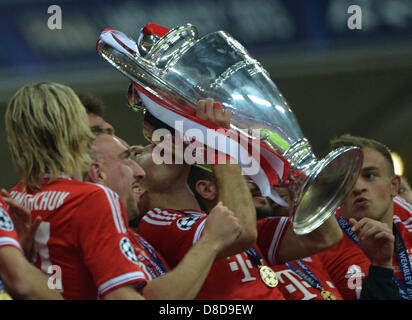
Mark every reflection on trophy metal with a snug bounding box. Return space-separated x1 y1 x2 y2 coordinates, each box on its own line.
96 23 363 235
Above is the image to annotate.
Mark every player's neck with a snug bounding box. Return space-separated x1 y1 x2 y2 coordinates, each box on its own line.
382 202 394 231
149 182 201 211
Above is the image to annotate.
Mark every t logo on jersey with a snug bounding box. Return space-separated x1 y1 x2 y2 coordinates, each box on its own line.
228 254 257 283
120 237 138 264
276 269 318 300
177 216 200 231
0 208 14 231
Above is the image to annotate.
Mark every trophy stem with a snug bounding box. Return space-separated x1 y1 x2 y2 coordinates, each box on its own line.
282 138 318 176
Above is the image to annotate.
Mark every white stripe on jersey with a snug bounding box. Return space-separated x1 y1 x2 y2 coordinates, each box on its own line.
192 219 206 246
153 208 180 217
113 193 127 233
393 197 412 232
0 237 22 250
394 215 412 224
142 215 172 226
268 217 289 265
394 215 412 232
394 196 412 213
147 209 179 221
98 271 146 297
90 183 127 234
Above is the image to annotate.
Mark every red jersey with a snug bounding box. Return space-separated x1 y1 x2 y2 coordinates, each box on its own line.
10 177 148 299
0 195 23 297
128 230 171 280
317 197 412 300
0 195 22 252
271 256 343 300
137 208 288 299
258 217 343 299
315 232 368 300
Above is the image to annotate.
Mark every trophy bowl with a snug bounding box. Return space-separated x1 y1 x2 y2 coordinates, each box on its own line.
97 23 363 235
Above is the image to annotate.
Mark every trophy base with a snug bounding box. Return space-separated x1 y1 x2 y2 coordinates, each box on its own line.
292 146 362 235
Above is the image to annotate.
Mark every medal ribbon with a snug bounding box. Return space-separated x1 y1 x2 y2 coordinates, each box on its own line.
337 216 359 243
285 260 323 290
245 247 264 267
245 247 279 288
338 216 412 300
392 225 412 299
134 234 167 278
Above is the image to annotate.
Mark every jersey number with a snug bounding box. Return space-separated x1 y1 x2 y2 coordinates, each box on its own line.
32 221 52 272
32 222 63 291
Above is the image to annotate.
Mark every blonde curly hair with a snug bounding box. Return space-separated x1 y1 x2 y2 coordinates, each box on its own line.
5 82 94 191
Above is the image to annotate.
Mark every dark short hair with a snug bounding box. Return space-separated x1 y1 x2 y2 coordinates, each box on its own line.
330 134 394 175
187 165 215 213
78 92 106 117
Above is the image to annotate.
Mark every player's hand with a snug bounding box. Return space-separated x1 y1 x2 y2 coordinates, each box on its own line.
195 98 236 165
1 189 41 255
349 217 394 269
202 201 242 252
196 98 232 129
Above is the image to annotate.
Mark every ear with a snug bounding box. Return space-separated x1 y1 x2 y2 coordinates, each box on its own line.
391 174 401 198
195 180 216 201
87 162 106 184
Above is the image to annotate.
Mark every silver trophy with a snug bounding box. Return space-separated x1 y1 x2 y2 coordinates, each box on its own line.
97 23 362 235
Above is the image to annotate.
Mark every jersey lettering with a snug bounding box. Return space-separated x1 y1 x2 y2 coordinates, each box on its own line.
345 264 364 299
10 190 70 212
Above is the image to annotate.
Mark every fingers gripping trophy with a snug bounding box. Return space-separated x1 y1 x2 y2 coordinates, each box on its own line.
96 22 363 235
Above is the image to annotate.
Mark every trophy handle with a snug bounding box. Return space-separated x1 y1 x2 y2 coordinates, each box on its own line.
97 28 198 113
143 24 199 72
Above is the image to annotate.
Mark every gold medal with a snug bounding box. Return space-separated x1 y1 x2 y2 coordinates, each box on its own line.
321 289 337 300
0 289 12 300
259 265 278 288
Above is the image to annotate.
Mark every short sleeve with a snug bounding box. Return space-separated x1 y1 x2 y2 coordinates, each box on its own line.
73 185 147 298
257 216 291 265
0 199 22 252
137 208 207 268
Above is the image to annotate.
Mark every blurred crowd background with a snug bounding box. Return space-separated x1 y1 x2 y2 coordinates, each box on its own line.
0 0 411 188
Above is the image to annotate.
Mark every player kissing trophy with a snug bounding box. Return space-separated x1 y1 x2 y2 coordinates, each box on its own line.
96 23 362 235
